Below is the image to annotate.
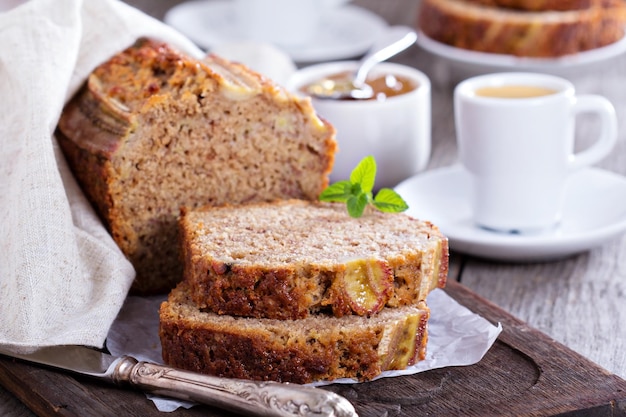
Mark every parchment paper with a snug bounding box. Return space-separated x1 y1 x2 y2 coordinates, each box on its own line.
107 288 502 412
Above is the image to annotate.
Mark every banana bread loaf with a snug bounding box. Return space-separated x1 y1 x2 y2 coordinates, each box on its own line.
418 0 626 57
56 39 337 294
179 199 448 319
159 281 430 384
461 0 612 11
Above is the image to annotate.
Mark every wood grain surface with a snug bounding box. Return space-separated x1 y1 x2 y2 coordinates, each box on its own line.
2 0 625 415
1 280 625 417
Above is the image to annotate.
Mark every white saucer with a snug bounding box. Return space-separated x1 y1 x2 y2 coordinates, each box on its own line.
394 165 626 262
416 29 626 71
164 1 387 63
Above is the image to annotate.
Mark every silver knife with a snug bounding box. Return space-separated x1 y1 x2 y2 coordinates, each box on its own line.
0 345 358 417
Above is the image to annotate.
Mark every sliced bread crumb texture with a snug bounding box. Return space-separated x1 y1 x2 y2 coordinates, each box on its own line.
180 200 448 319
57 38 336 294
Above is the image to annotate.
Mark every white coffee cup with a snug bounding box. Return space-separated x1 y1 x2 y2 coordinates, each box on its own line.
288 61 431 189
454 72 618 233
233 0 349 47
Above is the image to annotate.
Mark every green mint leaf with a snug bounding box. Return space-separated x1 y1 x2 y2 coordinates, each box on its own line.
346 193 369 218
372 188 409 213
319 156 409 218
319 180 353 202
349 155 376 194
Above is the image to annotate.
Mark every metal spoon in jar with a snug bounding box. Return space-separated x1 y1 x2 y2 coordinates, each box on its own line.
305 26 417 100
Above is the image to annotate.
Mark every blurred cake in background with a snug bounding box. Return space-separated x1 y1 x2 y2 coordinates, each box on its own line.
417 0 626 57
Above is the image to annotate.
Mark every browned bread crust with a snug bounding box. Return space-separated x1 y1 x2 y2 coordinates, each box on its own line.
180 199 448 320
57 39 336 294
159 281 430 384
462 0 611 11
418 0 626 57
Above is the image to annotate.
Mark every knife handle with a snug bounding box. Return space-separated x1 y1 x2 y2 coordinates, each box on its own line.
110 356 358 417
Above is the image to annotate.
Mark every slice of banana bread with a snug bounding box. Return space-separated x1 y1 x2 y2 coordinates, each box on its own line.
418 0 626 57
56 39 336 294
460 0 612 12
180 199 448 319
159 281 430 384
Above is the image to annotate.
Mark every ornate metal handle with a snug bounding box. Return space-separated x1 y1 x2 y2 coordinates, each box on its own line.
110 356 358 417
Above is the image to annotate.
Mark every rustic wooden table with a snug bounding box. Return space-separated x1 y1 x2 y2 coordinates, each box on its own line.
2 0 625 415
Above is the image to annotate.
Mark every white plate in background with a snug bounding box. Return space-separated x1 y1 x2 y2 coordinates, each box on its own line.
416 30 626 71
164 1 388 62
395 165 626 262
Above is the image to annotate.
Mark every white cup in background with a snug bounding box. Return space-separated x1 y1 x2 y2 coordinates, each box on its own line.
288 61 431 189
233 0 349 46
454 72 617 234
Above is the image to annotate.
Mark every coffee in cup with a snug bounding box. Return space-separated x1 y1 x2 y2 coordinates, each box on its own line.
474 85 557 98
454 72 617 233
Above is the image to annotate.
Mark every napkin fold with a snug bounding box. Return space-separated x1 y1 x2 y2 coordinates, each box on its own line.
0 0 203 353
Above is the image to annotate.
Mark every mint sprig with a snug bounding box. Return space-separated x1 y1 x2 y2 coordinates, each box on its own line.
319 156 409 218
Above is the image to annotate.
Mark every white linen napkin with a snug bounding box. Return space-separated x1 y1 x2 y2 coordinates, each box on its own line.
0 0 203 354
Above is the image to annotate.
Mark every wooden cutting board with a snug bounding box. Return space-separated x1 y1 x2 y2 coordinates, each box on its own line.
1 280 625 417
